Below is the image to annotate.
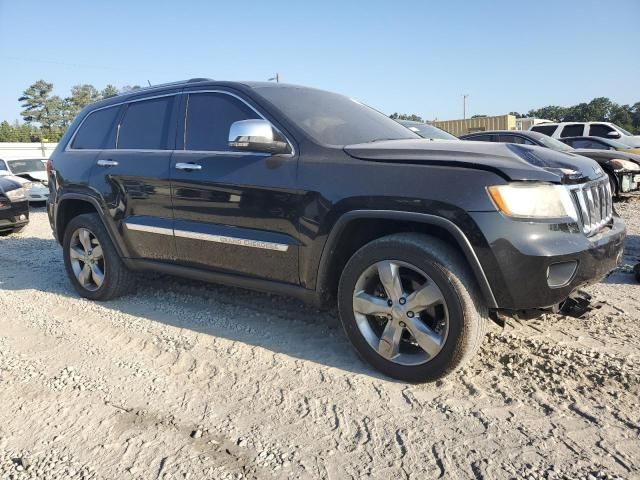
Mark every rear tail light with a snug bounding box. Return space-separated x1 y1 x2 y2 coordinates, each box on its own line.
46 158 53 175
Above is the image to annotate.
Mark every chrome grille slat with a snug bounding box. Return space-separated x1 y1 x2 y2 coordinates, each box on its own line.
569 178 612 236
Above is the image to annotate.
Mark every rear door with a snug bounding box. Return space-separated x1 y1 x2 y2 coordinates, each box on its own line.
169 89 301 284
89 92 179 261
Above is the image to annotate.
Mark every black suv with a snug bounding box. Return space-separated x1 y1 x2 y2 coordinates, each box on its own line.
47 79 625 382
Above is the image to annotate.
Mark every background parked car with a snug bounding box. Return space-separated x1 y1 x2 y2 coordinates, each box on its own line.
459 130 640 195
559 136 640 155
529 122 640 148
0 157 50 203
397 120 458 140
0 175 29 236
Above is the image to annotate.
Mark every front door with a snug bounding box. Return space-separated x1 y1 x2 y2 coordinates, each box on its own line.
90 93 179 261
170 90 301 284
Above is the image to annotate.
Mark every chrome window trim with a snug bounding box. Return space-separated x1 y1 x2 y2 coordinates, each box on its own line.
65 90 296 157
183 89 296 157
65 92 180 152
124 221 289 252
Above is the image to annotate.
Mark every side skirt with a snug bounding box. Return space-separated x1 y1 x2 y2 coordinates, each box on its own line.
123 258 322 306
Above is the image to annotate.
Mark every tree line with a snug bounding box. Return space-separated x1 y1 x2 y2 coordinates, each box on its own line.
393 97 640 134
0 80 142 142
3 81 639 142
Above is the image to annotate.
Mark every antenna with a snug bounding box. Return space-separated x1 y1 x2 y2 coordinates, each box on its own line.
147 80 152 87
268 73 280 83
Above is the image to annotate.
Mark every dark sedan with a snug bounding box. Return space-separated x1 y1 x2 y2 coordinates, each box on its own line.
0 176 29 235
460 130 640 196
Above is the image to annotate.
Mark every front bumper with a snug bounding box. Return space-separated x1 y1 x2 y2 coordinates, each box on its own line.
470 212 626 310
0 200 30 231
616 170 640 193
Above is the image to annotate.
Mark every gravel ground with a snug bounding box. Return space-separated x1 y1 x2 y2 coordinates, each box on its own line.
0 201 639 480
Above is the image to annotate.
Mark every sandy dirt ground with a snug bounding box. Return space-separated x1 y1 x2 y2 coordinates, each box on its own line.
0 200 639 480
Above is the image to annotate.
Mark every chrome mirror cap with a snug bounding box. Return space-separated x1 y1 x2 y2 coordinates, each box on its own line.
228 119 290 154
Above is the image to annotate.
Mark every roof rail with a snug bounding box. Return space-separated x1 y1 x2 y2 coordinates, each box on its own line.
187 77 213 83
117 78 213 96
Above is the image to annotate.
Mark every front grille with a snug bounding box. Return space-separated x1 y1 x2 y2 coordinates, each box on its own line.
569 178 613 235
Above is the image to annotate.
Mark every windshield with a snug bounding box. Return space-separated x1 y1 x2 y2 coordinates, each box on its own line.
7 159 46 174
602 138 633 149
536 135 574 152
254 86 420 146
617 126 633 136
400 122 458 140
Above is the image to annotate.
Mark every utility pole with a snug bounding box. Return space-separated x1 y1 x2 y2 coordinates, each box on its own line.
268 73 280 83
463 94 469 119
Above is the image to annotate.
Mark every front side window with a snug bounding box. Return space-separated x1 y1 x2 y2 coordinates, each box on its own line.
498 135 534 145
466 134 491 142
589 124 618 138
0 160 6 170
560 124 584 137
185 93 260 151
118 96 175 150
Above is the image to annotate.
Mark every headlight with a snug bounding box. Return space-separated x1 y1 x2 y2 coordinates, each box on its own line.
4 187 26 202
609 159 640 171
487 183 578 220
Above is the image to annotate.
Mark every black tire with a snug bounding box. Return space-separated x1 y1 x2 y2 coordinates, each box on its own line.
337 233 487 382
63 213 135 301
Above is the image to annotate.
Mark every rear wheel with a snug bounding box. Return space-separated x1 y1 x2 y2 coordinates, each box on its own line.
337 233 487 382
63 213 134 300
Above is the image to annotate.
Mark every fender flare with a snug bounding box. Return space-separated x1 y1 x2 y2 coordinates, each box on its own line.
315 209 498 309
56 193 129 258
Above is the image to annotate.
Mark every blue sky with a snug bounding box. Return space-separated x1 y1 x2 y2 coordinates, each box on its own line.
1 0 639 123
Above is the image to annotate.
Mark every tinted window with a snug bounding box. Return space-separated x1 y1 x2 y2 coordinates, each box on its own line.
185 93 261 151
72 106 120 149
560 124 584 137
465 134 491 142
118 96 175 150
570 139 608 149
497 135 535 145
0 160 6 170
589 124 618 138
255 86 419 146
530 125 557 136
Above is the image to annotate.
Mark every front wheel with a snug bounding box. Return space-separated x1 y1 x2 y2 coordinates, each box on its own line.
337 233 487 382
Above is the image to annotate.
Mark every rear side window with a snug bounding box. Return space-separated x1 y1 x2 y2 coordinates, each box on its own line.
466 134 491 142
118 96 175 150
589 124 618 138
560 124 584 137
71 106 120 149
497 135 535 145
185 92 260 151
530 125 557 136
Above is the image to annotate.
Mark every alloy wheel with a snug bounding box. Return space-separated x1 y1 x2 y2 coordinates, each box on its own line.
352 260 449 366
69 228 105 292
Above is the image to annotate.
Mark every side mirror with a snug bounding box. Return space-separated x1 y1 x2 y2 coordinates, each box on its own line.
228 119 291 155
607 131 621 138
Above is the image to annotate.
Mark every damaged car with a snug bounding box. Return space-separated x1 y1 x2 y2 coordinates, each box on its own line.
0 157 50 203
0 175 29 236
459 130 640 196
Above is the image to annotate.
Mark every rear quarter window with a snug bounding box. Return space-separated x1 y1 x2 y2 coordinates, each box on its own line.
71 106 120 149
560 124 584 137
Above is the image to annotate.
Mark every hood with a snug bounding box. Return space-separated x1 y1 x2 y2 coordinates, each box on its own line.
0 171 29 185
16 171 47 183
344 139 604 183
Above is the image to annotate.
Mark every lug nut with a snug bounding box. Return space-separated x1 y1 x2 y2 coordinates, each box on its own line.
407 311 415 318
387 299 393 307
399 298 406 305
399 321 406 327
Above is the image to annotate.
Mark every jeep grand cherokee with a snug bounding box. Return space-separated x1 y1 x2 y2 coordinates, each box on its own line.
47 79 625 382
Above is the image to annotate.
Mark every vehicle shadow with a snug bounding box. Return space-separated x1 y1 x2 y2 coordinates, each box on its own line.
0 235 391 380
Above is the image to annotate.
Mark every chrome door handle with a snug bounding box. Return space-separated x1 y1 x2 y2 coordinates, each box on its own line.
175 163 202 171
97 159 119 167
